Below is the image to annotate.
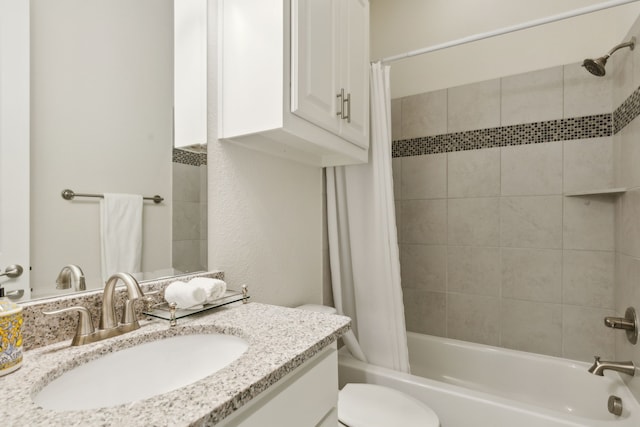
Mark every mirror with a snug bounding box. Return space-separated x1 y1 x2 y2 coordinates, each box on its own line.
23 0 207 300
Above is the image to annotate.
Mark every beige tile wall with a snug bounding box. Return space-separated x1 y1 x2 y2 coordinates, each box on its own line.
395 63 618 361
501 66 564 125
613 15 640 402
172 162 208 273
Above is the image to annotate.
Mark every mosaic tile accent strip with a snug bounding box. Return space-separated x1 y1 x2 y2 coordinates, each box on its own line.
392 114 612 158
614 84 640 134
172 147 207 166
394 81 640 158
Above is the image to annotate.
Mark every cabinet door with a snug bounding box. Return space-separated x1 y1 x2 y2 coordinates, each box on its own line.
221 345 338 427
339 0 369 149
291 0 341 135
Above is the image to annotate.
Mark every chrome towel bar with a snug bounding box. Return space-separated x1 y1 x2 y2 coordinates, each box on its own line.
61 189 164 204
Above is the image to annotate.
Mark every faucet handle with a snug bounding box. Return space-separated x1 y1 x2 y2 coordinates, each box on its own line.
121 297 149 327
122 290 160 325
44 306 95 345
604 307 638 344
121 291 163 325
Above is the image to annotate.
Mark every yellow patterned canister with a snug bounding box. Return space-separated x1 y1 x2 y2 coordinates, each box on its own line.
0 300 23 376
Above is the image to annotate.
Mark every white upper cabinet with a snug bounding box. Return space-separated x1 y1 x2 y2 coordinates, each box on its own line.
339 0 369 147
218 0 370 167
291 0 340 139
292 0 369 149
174 0 207 149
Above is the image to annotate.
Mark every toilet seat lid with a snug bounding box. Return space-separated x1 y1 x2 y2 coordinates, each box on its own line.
338 383 439 427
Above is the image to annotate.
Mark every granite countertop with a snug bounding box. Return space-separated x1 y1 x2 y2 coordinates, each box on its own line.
2 302 351 426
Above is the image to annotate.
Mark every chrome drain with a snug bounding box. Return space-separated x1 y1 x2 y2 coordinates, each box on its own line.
608 395 623 416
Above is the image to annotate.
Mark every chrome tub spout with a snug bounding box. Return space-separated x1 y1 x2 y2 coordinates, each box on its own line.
588 356 636 377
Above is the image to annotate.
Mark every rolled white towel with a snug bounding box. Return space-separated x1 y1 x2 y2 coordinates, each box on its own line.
164 281 207 309
189 277 227 303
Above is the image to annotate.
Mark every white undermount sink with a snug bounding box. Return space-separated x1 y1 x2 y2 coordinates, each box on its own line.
33 333 248 411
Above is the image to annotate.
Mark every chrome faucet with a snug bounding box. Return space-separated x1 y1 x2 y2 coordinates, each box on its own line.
56 264 86 291
588 356 636 377
99 272 145 331
44 272 147 346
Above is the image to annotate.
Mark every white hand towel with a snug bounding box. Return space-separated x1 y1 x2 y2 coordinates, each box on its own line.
100 193 143 283
189 278 227 303
164 281 207 309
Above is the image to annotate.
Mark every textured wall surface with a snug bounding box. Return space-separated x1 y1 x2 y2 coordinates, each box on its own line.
207 1 323 308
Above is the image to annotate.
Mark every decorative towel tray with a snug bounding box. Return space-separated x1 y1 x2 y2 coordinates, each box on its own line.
143 288 250 321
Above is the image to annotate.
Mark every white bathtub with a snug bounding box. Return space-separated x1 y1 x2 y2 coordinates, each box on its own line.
338 332 640 427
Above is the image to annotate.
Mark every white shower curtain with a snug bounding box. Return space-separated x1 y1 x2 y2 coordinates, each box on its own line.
326 62 410 373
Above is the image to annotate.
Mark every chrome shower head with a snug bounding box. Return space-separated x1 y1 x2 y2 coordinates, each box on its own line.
582 56 609 76
583 37 636 77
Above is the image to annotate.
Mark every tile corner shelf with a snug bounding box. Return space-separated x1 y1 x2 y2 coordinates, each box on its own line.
564 187 627 197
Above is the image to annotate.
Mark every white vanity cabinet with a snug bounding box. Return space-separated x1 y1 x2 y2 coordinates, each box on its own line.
220 343 338 427
218 0 370 167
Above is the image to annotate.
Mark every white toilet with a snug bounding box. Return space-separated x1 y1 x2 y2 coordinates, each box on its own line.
296 304 440 427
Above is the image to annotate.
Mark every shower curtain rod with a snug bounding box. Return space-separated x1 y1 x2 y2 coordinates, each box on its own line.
377 0 640 64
